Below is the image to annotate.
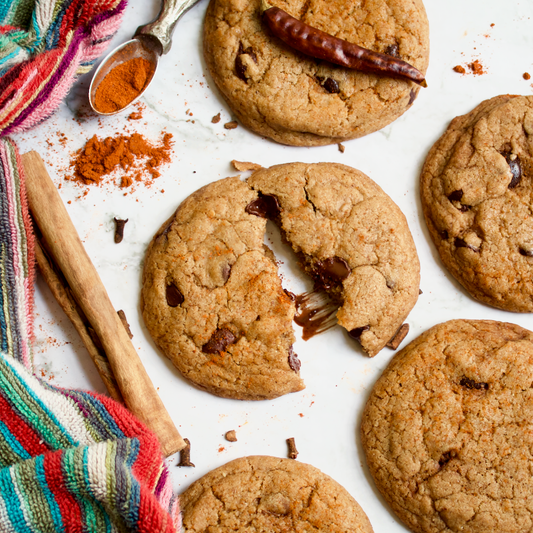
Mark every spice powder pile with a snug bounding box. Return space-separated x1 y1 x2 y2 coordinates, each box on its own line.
69 132 173 188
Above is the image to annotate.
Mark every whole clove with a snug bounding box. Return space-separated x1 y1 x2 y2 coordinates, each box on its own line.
114 217 128 243
177 438 195 467
286 437 299 459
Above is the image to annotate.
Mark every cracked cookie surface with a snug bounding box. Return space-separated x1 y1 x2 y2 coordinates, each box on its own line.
361 319 533 533
180 455 374 532
203 0 429 146
141 176 304 400
420 95 533 311
248 162 420 356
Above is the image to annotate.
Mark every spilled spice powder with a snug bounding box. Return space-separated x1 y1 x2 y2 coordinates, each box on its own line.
69 132 173 188
469 60 485 75
94 57 154 114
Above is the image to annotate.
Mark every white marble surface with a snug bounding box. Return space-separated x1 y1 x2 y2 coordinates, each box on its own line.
13 0 533 530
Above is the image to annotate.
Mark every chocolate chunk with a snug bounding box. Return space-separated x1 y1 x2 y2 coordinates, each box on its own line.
519 245 533 257
314 256 351 290
348 325 370 341
288 346 301 372
408 88 417 105
386 323 409 350
323 78 340 93
245 194 281 219
447 189 464 203
166 283 184 307
460 377 488 390
439 230 449 240
235 44 258 81
385 43 400 58
202 328 237 354
222 264 232 282
454 237 480 252
283 289 296 301
503 153 522 188
439 449 457 467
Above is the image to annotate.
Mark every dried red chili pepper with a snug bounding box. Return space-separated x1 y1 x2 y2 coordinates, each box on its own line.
260 0 427 87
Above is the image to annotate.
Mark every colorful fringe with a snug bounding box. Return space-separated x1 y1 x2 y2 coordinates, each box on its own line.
0 0 127 136
0 126 180 531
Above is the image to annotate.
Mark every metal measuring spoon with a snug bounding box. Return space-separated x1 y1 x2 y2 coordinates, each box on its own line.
89 0 202 115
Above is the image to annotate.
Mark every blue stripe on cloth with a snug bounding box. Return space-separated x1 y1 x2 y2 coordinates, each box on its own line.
0 421 31 462
35 455 64 532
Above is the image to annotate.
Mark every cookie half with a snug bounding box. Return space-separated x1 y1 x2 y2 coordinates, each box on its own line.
141 176 304 400
420 95 533 311
362 319 533 533
248 162 420 356
204 0 429 146
180 456 374 532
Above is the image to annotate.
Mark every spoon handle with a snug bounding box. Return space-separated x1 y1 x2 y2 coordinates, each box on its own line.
135 0 202 55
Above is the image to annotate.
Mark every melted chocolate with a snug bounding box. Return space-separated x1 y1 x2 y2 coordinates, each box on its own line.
245 194 281 219
202 328 237 354
447 189 464 203
348 325 370 341
288 346 301 371
293 291 338 340
166 283 184 307
313 257 351 290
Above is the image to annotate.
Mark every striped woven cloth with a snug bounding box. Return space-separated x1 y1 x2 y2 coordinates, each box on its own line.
0 26 181 533
0 0 127 136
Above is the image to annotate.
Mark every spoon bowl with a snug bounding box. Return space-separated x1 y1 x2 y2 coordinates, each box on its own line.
89 38 159 116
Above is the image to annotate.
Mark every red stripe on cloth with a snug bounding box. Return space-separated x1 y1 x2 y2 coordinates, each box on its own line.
44 450 84 530
137 488 174 533
0 392 48 457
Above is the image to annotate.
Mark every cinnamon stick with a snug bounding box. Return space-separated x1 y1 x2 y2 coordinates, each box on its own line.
23 151 185 457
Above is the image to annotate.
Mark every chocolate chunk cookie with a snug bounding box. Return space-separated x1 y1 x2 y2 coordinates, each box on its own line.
204 0 429 146
141 177 304 400
420 95 533 311
180 456 374 532
362 319 533 533
248 162 420 357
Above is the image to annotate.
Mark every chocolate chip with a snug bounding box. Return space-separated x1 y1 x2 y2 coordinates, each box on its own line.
245 194 281 219
447 189 464 203
385 43 400 58
323 78 340 93
222 264 232 282
503 153 522 188
439 230 449 240
460 377 488 390
519 245 533 257
439 450 457 467
166 283 184 307
386 323 409 350
314 257 351 290
202 328 237 354
408 88 417 105
235 44 258 81
454 237 480 252
348 325 370 341
288 346 301 372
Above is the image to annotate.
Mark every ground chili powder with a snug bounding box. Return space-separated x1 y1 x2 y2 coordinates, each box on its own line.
94 57 154 113
70 132 173 188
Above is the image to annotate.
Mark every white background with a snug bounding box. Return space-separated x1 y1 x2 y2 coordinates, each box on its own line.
14 0 533 530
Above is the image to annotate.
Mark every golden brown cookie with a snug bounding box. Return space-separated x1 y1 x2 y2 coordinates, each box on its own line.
180 456 374 532
361 319 533 533
203 0 430 146
420 95 533 312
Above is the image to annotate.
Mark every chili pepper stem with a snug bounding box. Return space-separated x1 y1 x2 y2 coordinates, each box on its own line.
260 0 273 14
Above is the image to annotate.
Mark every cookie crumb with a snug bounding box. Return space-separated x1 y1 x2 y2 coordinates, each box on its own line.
338 143 345 153
177 438 195 467
225 430 237 442
224 121 238 130
453 65 465 74
231 160 262 171
211 113 221 123
386 323 409 350
524 72 531 80
287 437 299 459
